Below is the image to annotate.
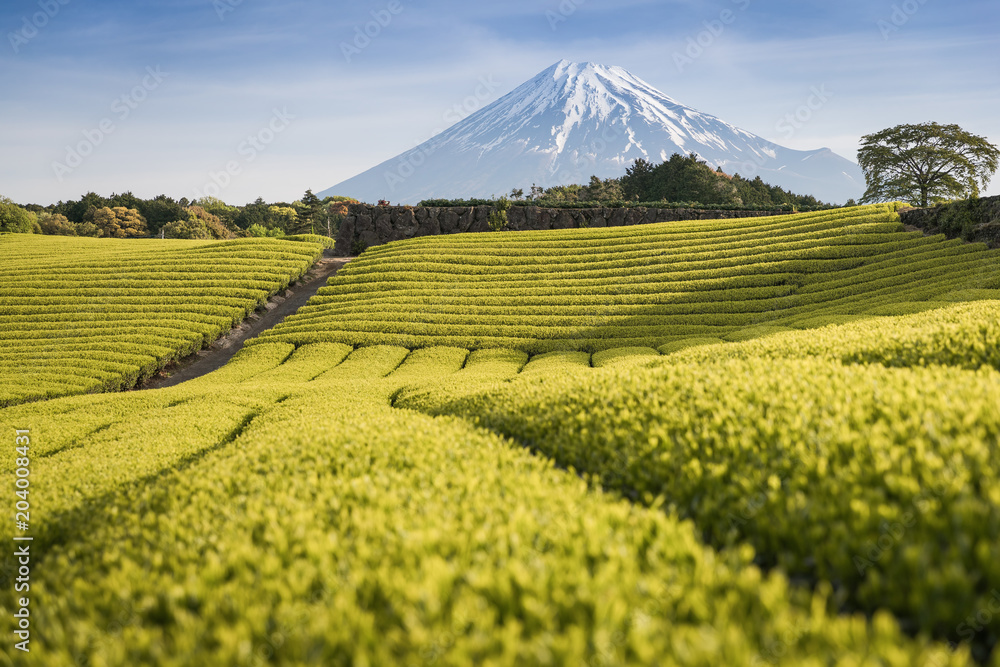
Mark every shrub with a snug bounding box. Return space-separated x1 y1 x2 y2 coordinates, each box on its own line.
0 196 37 233
285 234 335 249
37 212 77 236
0 235 320 406
91 206 148 238
75 220 101 237
246 223 285 238
187 205 232 239
487 195 511 232
937 198 984 241
416 197 834 212
162 217 213 240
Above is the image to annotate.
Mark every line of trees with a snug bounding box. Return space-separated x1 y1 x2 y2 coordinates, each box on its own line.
505 153 830 209
8 123 995 237
500 153 828 208
621 154 828 207
1 191 358 239
521 123 1000 211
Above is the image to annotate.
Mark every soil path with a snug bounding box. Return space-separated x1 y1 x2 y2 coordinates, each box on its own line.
141 254 352 390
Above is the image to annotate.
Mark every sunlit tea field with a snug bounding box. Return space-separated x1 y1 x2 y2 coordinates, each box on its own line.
2 204 999 666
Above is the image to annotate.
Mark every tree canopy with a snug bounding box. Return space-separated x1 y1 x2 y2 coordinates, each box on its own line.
91 207 148 238
430 156 827 209
858 122 1000 207
0 196 38 233
615 154 823 208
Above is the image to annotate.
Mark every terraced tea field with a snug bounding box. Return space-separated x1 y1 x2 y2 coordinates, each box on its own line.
0 235 323 407
252 203 1000 352
2 204 999 666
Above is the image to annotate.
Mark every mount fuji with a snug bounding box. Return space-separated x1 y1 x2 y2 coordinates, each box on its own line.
320 60 864 205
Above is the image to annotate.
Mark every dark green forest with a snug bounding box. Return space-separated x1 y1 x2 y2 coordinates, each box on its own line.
424 153 836 210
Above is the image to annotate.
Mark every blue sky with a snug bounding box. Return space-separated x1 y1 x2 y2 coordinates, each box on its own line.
2 0 998 205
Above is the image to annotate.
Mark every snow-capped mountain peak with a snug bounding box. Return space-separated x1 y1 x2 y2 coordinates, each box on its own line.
320 60 863 204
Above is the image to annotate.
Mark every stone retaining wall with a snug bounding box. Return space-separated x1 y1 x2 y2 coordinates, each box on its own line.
899 195 1000 248
334 204 788 255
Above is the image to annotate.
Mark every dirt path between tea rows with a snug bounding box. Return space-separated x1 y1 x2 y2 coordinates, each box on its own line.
141 255 352 390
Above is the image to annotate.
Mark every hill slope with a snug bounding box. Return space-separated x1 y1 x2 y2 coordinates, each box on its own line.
3 335 995 665
0 235 322 406
251 204 1000 353
2 205 1000 664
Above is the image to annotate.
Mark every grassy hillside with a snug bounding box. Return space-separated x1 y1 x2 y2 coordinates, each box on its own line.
2 206 999 665
0 234 322 406
251 203 1000 352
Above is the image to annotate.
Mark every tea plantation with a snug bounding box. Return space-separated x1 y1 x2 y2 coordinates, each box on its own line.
1 204 999 666
0 235 322 407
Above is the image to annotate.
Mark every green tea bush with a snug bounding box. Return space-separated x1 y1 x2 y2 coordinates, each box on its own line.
5 200 1000 665
0 343 973 666
400 326 1000 658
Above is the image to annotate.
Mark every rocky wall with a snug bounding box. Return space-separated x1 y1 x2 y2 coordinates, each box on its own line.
899 195 1000 248
334 204 786 255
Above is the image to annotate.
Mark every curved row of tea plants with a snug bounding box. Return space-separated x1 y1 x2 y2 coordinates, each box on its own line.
0 234 322 407
0 342 970 667
250 204 1000 353
391 302 1000 661
4 207 999 665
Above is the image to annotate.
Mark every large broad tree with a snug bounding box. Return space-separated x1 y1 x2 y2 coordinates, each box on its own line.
858 122 999 207
139 195 186 237
92 206 148 238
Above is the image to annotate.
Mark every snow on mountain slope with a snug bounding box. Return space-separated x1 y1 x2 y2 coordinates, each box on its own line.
320 60 864 204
